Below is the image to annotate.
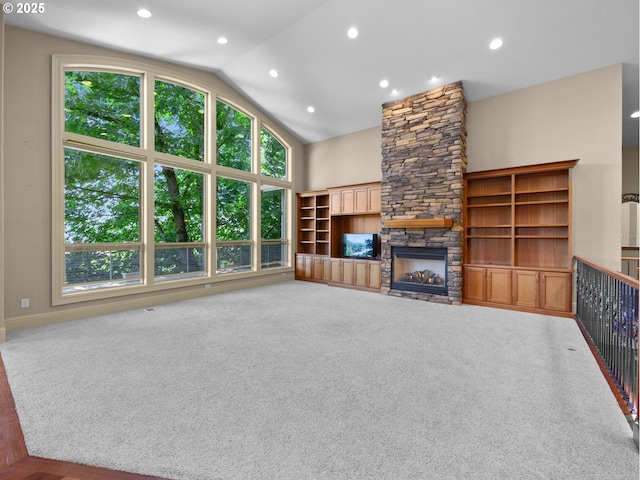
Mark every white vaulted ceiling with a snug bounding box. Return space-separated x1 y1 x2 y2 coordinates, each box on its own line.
5 0 639 145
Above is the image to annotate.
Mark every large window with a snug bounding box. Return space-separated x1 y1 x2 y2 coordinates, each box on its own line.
63 149 142 292
261 185 288 268
260 129 288 269
216 176 252 273
53 56 292 303
154 165 205 281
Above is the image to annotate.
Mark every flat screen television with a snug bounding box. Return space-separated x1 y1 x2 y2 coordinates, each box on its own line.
343 233 378 259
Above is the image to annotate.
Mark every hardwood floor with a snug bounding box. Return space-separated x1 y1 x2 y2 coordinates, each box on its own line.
0 355 169 480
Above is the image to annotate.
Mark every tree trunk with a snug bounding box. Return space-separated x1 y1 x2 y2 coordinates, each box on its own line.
155 119 191 272
162 166 188 243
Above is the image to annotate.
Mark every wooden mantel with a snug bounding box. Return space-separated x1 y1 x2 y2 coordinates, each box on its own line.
384 218 454 228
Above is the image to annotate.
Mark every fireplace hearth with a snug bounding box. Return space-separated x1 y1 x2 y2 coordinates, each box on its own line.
391 247 448 295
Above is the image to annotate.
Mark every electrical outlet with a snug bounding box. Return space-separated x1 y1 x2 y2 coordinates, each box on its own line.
20 298 29 308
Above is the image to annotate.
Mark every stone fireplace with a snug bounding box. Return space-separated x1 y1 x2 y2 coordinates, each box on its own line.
380 82 467 304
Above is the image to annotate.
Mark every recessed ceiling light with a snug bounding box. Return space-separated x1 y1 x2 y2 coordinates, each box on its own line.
631 111 640 118
307 106 315 113
430 75 439 82
217 37 228 45
489 38 503 50
269 69 279 78
392 89 400 96
137 8 152 18
379 80 389 88
347 27 359 39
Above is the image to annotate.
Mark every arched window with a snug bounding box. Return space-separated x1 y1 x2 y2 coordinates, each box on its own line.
53 56 292 303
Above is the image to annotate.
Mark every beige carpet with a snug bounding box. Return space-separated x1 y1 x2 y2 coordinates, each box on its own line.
1 281 637 479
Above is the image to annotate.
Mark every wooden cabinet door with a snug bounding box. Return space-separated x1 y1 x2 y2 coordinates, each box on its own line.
368 185 381 213
329 191 342 215
330 258 342 283
486 268 512 304
354 184 381 213
353 260 369 287
322 257 332 282
311 256 325 281
368 261 381 289
295 254 304 278
341 189 354 214
296 254 312 279
330 189 355 214
341 258 355 285
354 187 369 214
540 271 571 312
513 270 539 308
463 266 486 301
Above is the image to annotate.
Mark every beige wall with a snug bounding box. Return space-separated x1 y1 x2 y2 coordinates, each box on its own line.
467 65 623 270
304 65 624 271
304 126 381 190
2 26 304 327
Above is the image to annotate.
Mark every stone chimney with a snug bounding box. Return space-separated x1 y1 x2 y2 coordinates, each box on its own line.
380 82 467 304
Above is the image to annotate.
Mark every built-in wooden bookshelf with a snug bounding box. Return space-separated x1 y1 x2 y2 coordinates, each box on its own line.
463 159 578 316
297 191 330 256
296 183 382 292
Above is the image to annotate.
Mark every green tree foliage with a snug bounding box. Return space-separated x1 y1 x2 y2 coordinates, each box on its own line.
153 81 205 247
64 149 140 243
261 187 285 240
217 177 250 240
154 166 204 243
155 80 204 161
65 71 140 146
260 128 287 179
216 101 251 171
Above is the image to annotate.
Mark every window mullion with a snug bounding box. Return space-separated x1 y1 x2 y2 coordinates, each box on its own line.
253 180 261 271
253 125 259 179
142 73 156 285
62 134 147 162
205 172 215 277
252 119 261 271
208 95 217 278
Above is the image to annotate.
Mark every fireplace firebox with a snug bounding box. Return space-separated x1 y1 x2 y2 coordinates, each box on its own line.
391 247 448 295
